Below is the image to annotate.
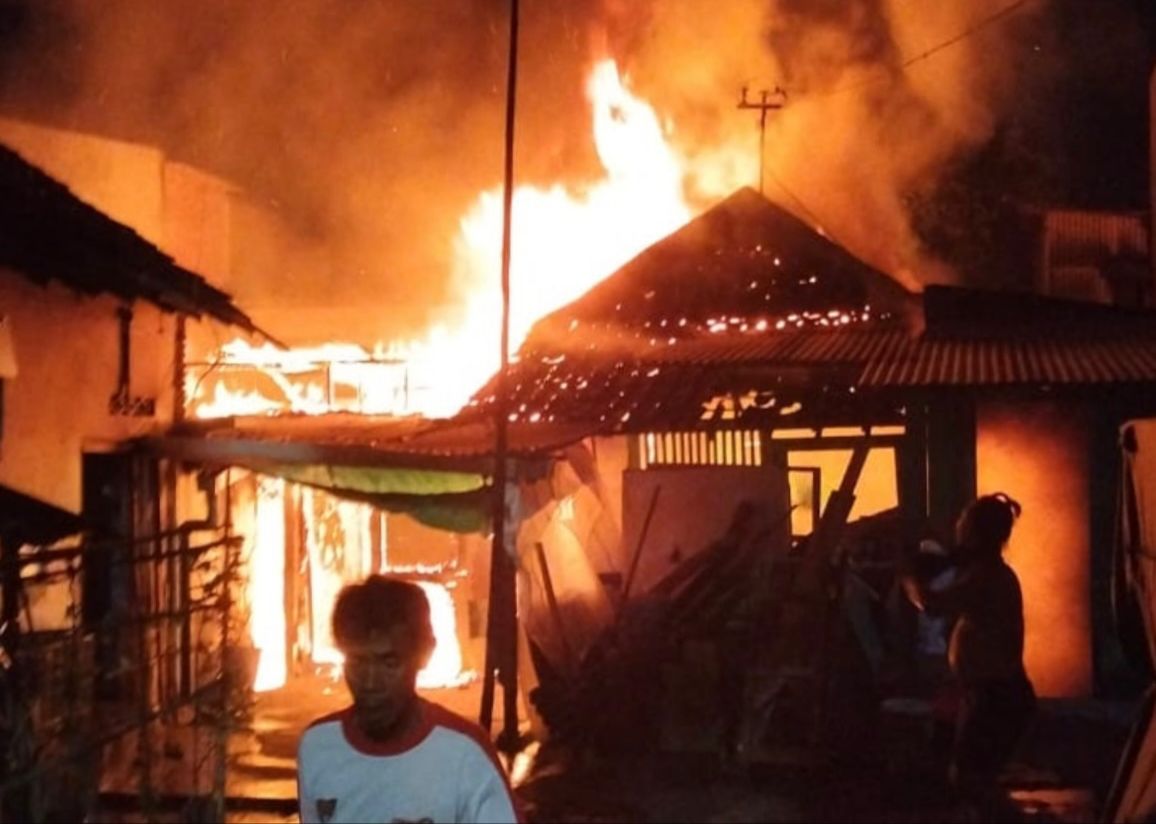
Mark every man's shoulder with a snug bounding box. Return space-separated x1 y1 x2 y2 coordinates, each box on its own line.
299 710 346 754
422 701 501 759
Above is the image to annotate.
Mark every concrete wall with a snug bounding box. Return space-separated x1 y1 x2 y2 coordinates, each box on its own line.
976 400 1094 698
0 121 242 510
0 274 176 512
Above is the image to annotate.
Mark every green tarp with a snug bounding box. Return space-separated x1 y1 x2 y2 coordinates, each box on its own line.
260 462 492 533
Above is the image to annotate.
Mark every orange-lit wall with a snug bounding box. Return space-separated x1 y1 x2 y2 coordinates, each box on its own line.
976 400 1093 697
0 121 242 513
0 274 176 511
0 117 171 249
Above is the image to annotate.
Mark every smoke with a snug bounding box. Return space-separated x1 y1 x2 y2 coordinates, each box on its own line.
0 0 520 337
0 0 1051 338
621 0 1051 287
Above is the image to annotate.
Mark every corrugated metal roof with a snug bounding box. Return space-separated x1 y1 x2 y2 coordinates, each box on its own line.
478 288 1156 425
1044 209 1148 266
859 337 1156 387
0 143 269 337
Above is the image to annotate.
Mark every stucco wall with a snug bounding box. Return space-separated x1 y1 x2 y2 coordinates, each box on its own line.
0 274 175 511
976 400 1093 698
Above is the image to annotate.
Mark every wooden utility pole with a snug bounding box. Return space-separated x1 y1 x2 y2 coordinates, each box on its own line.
480 0 521 756
737 86 787 195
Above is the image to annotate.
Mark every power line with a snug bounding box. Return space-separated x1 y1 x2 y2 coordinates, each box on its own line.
765 165 827 232
802 0 1037 102
753 0 1039 246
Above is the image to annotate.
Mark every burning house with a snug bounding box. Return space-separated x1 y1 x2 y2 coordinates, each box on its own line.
151 182 1156 780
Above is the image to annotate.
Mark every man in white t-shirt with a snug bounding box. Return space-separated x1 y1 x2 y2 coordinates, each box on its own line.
297 575 522 824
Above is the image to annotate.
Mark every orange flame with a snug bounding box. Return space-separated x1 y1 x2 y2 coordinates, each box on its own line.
251 476 287 692
191 60 692 420
247 479 475 693
223 60 693 693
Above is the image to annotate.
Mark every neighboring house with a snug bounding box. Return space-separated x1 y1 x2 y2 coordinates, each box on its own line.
1036 207 1151 308
0 139 269 821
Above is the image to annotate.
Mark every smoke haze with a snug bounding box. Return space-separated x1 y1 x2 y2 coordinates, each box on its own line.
0 0 1057 338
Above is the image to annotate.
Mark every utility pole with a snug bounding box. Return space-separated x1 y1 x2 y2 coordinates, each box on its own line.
737 86 787 195
480 0 521 757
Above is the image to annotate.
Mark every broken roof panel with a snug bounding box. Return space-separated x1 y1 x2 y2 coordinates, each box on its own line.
0 143 268 336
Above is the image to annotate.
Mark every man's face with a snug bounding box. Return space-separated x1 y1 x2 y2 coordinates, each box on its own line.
342 625 424 737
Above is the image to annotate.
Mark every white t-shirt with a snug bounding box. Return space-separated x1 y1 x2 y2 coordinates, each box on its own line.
297 699 522 824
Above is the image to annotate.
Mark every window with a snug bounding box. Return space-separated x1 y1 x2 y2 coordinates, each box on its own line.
634 430 763 468
787 447 899 535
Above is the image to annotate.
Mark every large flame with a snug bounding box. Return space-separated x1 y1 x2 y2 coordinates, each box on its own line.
222 59 693 693
251 476 288 692
247 479 474 693
191 60 691 420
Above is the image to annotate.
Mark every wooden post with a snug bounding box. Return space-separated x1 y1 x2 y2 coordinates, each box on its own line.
620 485 661 609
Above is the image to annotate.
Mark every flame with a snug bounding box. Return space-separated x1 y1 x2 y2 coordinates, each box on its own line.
245 479 475 693
251 476 287 692
222 60 691 693
413 581 471 690
190 59 691 420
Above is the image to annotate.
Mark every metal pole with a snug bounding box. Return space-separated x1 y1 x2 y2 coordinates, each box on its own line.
480 0 520 750
737 86 786 196
758 92 768 196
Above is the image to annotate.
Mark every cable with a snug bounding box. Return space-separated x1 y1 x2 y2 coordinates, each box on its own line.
799 0 1037 102
752 1 1038 253
764 165 830 233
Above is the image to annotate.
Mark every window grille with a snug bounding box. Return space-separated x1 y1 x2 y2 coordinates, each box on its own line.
636 430 763 469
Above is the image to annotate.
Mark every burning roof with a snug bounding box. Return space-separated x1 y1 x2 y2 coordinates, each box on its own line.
0 143 268 335
523 186 911 349
466 187 911 430
461 188 1156 431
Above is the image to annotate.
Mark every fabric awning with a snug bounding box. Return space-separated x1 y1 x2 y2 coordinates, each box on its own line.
138 415 593 533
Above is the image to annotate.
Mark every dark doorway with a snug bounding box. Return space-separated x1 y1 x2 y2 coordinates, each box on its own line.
81 453 134 698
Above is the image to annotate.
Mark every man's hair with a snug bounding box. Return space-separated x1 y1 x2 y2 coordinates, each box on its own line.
331 575 436 657
958 492 1022 555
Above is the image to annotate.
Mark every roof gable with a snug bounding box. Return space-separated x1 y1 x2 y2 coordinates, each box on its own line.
527 186 910 347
